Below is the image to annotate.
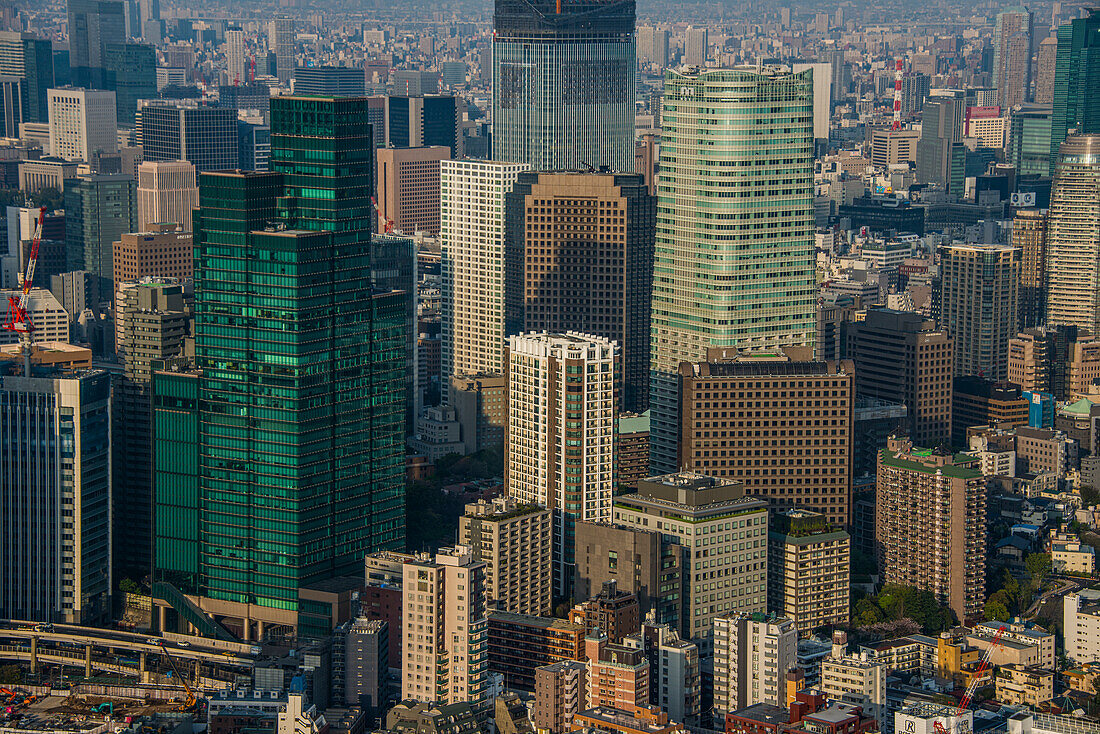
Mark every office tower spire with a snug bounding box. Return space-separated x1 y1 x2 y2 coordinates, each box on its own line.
649 66 816 473
492 0 636 171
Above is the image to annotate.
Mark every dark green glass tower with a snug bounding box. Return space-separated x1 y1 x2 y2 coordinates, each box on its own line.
170 96 404 621
1049 9 1100 175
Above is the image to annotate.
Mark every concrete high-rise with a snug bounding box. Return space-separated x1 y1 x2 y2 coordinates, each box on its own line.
649 67 816 473
1045 135 1100 332
992 7 1034 108
712 613 797 718
440 159 527 392
876 437 986 624
103 42 156 126
846 309 954 447
0 31 55 123
137 160 198 231
401 546 488 707
677 349 853 527
294 66 366 97
67 0 126 88
613 473 769 653
375 146 449 236
225 29 246 86
505 171 655 412
768 509 850 634
272 17 295 85
492 0 635 171
138 102 238 172
1016 208 1048 331
0 368 112 624
64 173 137 296
506 332 617 596
1035 35 1058 105
459 496 553 616
152 97 405 639
939 243 1021 381
47 87 118 163
1049 9 1100 176
915 92 966 191
113 280 188 581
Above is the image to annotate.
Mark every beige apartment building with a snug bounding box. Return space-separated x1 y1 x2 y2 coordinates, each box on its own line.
401 546 488 707
876 437 986 624
459 496 552 616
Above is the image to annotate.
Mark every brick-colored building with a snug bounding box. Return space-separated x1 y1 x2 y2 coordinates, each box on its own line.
585 631 649 711
617 411 650 493
677 348 853 527
112 223 193 294
375 146 449 236
569 580 641 644
534 660 587 734
876 437 986 624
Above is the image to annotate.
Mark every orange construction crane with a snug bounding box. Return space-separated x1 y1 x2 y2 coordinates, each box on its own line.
933 624 1006 734
371 196 395 233
2 206 46 375
160 644 198 712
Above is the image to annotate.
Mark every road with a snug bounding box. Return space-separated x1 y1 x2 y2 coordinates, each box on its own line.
1025 576 1086 618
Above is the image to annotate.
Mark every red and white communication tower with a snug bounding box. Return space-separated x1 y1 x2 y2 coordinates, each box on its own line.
892 58 904 130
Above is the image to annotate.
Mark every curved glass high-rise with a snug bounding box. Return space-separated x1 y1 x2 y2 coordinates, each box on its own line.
492 0 635 172
649 67 817 473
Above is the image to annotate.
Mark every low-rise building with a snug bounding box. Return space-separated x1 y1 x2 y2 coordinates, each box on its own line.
821 633 887 732
568 706 686 734
569 580 641 644
994 665 1055 707
1053 537 1096 575
488 611 585 692
972 620 1055 670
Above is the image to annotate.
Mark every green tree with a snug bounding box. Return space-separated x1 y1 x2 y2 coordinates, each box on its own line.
1026 552 1052 586
119 578 141 594
0 664 21 684
985 598 1009 622
28 187 63 211
853 597 885 626
1082 485 1100 508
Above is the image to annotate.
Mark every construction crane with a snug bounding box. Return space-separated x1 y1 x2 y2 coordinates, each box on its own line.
933 624 1007 734
892 58 904 130
2 206 46 375
159 644 198 712
371 196 395 234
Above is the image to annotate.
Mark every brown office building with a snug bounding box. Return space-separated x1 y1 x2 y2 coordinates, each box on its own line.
952 376 1029 445
488 611 586 692
568 579 641 643
1009 326 1100 400
533 660 587 734
450 372 507 452
847 308 954 446
375 146 450 236
573 520 683 628
876 437 986 624
1015 208 1048 330
504 171 655 412
676 348 853 527
617 412 650 493
112 223 193 294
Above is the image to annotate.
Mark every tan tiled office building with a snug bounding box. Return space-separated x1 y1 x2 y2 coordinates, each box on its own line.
459 496 552 615
504 171 655 412
137 159 198 232
375 146 449 236
112 223 193 294
768 509 850 634
876 437 986 624
676 348 853 527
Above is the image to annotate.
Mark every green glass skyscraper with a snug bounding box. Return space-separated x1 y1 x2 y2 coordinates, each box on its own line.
157 96 404 638
649 67 816 473
1049 8 1100 175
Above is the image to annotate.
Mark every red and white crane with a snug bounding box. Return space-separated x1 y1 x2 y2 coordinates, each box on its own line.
893 58 904 130
933 624 1007 734
371 196 395 234
2 206 46 374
